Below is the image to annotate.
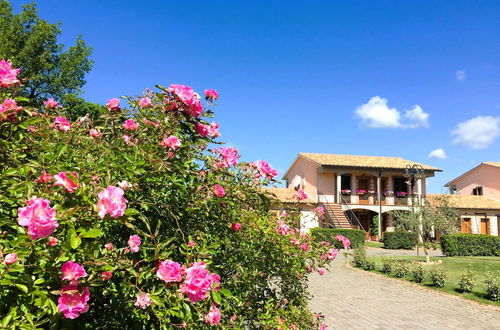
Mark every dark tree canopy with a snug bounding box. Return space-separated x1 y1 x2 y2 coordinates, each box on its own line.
0 1 93 105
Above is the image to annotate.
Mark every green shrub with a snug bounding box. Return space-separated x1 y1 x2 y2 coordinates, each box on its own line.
310 228 365 249
441 234 500 256
412 264 425 283
430 267 447 287
383 231 417 250
485 271 500 301
363 258 375 270
458 268 475 293
352 247 367 268
382 259 394 274
394 262 410 278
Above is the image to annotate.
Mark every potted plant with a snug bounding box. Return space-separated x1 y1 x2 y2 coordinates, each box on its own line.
383 190 394 197
356 189 367 196
340 189 351 195
396 191 407 198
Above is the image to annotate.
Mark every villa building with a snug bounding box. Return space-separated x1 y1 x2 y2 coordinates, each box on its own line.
271 153 442 239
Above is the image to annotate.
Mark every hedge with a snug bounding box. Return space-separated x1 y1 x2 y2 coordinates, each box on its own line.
310 228 365 249
383 231 417 250
441 234 500 256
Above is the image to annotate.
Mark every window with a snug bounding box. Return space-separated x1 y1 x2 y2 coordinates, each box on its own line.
393 177 408 194
472 186 483 196
449 185 457 194
341 175 351 190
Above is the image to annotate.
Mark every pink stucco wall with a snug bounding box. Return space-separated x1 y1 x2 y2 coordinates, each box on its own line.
453 164 500 200
284 157 319 199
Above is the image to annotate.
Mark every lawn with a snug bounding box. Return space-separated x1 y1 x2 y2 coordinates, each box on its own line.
362 255 500 307
364 241 384 248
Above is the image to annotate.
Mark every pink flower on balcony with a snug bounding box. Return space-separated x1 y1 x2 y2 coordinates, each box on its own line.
61 261 87 282
335 235 351 249
181 262 219 303
97 186 127 219
135 292 152 309
214 184 225 197
106 98 120 111
294 189 308 201
160 135 181 150
204 89 219 101
54 171 79 193
232 223 241 232
57 285 90 319
168 84 203 117
254 160 278 179
122 119 138 131
157 259 183 283
204 305 221 325
275 220 289 235
44 98 59 109
128 235 141 253
0 59 20 88
139 97 152 109
4 253 18 265
0 98 22 121
37 171 53 184
89 128 101 138
52 116 72 132
18 197 58 240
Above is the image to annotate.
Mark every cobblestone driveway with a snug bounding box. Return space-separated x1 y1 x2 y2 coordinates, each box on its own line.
308 250 500 329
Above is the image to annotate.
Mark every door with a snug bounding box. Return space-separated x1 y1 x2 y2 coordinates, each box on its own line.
461 218 471 234
358 213 370 239
480 218 490 235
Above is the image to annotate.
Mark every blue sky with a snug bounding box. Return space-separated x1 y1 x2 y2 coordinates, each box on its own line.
12 0 500 193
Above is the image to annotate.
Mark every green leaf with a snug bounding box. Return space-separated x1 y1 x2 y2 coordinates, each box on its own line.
219 288 233 297
68 229 81 249
124 208 140 216
81 229 103 238
15 284 28 293
55 144 67 159
211 290 222 305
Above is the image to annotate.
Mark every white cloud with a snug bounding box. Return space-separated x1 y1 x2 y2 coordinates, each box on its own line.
451 116 500 149
428 148 447 159
456 70 467 82
354 96 429 129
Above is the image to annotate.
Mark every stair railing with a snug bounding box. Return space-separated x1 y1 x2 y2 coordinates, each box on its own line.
339 194 366 232
317 195 342 228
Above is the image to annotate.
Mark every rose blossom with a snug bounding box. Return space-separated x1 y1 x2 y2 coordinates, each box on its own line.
314 206 325 218
37 171 53 184
97 186 127 219
44 98 59 109
254 160 278 179
18 197 58 239
100 271 113 281
51 116 72 132
275 220 289 235
134 292 152 309
89 128 101 138
204 305 221 325
300 243 309 252
4 253 18 265
335 235 351 249
156 259 182 283
168 84 203 117
106 98 120 111
122 119 138 131
295 189 308 201
214 184 225 197
0 98 23 121
62 261 87 282
181 262 220 303
104 243 113 250
27 125 37 132
215 147 239 168
48 237 58 246
139 97 152 108
317 268 326 276
0 59 20 88
118 180 131 190
232 223 241 232
57 285 90 319
128 235 141 253
54 171 79 193
160 135 181 150
204 89 219 101
187 240 196 247
143 118 160 127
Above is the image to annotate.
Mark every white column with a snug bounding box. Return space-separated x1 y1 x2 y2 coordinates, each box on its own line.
490 215 498 236
336 173 342 203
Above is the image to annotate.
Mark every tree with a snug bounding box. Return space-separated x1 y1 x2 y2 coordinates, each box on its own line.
0 1 93 105
393 196 459 262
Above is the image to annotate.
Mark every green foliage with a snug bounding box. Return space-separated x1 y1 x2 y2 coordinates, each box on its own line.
0 1 93 105
458 268 475 293
383 231 417 250
352 247 367 268
60 93 106 121
430 267 447 287
441 234 500 256
411 264 425 283
310 228 365 249
363 258 375 270
485 271 499 301
393 261 410 278
382 258 394 274
370 215 379 236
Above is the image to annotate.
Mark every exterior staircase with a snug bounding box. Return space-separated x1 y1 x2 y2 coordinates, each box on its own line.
322 203 353 229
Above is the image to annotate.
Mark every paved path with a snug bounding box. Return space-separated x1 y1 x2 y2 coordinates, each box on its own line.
308 251 500 330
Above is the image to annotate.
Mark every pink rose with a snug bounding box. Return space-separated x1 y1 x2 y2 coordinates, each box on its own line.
204 305 221 325
0 98 22 121
106 98 120 111
44 98 59 109
37 171 53 184
232 223 241 232
54 171 79 193
128 235 141 253
204 89 219 101
168 84 203 117
317 268 326 276
194 122 220 138
314 206 325 218
27 125 37 132
0 59 21 88
215 147 239 168
295 189 308 201
187 240 196 247
335 235 351 249
57 285 90 319
89 128 101 138
300 243 309 252
214 184 225 197
97 186 128 219
181 262 219 303
4 253 18 265
48 237 59 246
118 180 131 190
143 118 160 127
51 116 72 132
254 160 278 179
18 197 58 239
327 248 338 260
62 261 87 282
275 220 289 235
122 119 138 131
139 97 152 109
104 242 113 250
320 323 328 330
100 271 113 281
160 135 181 150
134 292 152 309
157 259 183 283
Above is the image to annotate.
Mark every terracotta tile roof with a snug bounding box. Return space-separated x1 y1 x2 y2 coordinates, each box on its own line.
427 194 500 210
262 187 317 204
299 153 441 171
483 162 500 168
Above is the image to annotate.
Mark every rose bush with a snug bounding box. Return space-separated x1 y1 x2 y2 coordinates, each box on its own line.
0 59 335 328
